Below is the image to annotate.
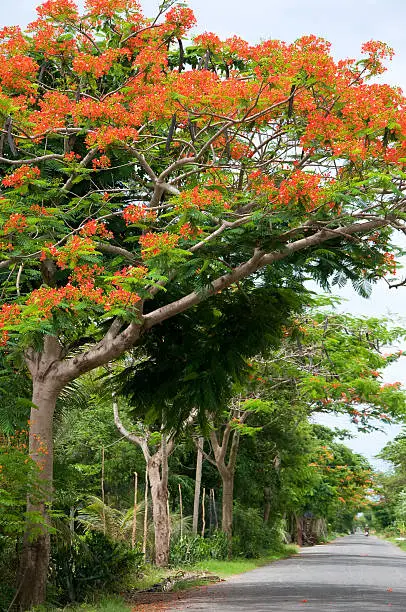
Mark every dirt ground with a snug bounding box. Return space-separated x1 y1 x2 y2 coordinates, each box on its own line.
128 584 214 611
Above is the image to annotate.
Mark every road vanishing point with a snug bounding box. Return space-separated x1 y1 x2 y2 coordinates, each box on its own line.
169 535 406 611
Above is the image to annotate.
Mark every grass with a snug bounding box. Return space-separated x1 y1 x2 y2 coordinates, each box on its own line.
396 540 406 552
127 565 167 591
192 544 298 579
381 533 406 553
34 596 132 611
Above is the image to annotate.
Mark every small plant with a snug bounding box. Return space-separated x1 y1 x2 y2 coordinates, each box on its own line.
169 532 228 566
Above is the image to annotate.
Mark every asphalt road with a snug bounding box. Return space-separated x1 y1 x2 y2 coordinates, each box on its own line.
169 535 406 611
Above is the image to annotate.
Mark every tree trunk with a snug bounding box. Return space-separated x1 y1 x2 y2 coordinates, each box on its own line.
148 457 171 567
192 437 203 534
16 378 58 610
263 487 272 524
296 515 303 546
220 470 234 556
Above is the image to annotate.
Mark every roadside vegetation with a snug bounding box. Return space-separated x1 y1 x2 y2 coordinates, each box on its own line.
371 435 406 549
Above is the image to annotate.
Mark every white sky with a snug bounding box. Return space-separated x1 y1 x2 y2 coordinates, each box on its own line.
1 0 406 467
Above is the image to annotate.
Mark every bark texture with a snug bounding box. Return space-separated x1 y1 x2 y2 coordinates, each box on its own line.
148 454 171 567
16 338 63 610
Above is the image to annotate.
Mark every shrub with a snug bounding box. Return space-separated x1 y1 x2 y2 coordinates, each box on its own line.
170 532 228 566
232 505 283 558
50 531 144 605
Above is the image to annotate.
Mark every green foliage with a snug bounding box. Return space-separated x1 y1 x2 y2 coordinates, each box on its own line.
169 532 228 566
63 596 131 612
114 281 305 427
50 531 143 606
0 536 18 612
373 432 406 534
232 505 283 558
0 431 45 540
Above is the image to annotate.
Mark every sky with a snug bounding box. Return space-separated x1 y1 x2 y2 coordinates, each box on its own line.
1 0 406 467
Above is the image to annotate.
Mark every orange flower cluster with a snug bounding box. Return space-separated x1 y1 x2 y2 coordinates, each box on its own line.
278 171 324 211
86 126 139 149
92 155 111 169
0 303 21 345
41 235 97 269
176 187 227 211
194 32 222 52
122 204 157 225
179 223 202 239
2 166 40 188
29 205 51 216
248 171 278 202
26 285 85 318
29 92 72 134
36 0 79 20
79 219 113 238
104 288 141 311
85 0 141 18
64 152 81 162
163 5 196 37
0 53 38 92
0 26 30 56
69 263 104 286
3 213 28 234
26 279 140 319
139 231 179 257
73 48 130 79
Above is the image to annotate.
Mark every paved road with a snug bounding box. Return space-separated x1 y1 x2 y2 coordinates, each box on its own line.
169 535 406 611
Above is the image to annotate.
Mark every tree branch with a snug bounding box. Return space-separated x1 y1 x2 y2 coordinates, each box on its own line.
0 154 65 166
58 315 142 382
194 438 217 467
62 147 99 192
227 429 241 472
96 242 139 263
113 397 150 460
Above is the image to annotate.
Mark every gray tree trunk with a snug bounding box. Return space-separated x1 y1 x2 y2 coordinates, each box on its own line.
148 454 171 567
16 377 59 610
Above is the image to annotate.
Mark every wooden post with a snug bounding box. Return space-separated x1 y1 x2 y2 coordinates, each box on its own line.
211 488 218 530
201 487 206 538
142 467 149 556
178 482 183 539
192 437 204 534
132 471 138 549
101 446 106 535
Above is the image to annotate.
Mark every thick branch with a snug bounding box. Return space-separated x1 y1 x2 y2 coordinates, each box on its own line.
144 217 389 329
219 422 232 464
227 429 241 472
113 398 150 460
143 248 265 329
0 154 65 166
58 316 142 382
209 430 224 468
96 242 139 263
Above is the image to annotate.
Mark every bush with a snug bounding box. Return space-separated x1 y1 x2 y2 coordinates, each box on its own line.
232 505 283 558
50 531 144 605
170 532 228 566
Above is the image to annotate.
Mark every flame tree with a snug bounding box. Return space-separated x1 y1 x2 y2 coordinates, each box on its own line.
1 0 406 606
